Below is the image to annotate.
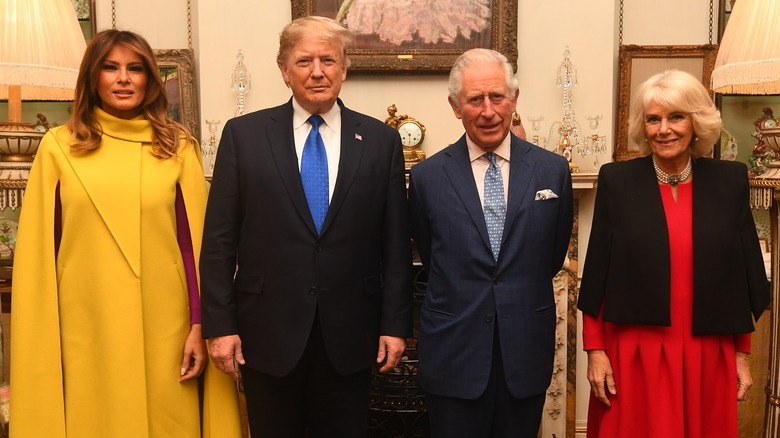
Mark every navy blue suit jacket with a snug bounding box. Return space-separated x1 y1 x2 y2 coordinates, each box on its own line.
200 99 413 377
409 134 573 399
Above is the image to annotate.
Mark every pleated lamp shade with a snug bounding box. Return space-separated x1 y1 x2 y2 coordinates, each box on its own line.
0 0 86 160
712 0 780 94
0 0 86 107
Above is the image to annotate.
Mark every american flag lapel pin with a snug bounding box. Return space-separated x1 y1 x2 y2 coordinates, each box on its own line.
355 133 362 141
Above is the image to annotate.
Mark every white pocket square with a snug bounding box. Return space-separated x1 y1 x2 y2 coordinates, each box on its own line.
534 189 558 200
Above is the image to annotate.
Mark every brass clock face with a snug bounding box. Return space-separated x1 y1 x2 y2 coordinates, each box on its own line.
762 118 778 129
398 120 424 147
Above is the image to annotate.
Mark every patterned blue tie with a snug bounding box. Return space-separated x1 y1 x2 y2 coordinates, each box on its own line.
483 152 506 260
301 115 329 234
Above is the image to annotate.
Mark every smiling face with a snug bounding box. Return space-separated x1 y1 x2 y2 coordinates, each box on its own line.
279 37 347 115
96 45 148 119
644 101 694 169
449 62 518 152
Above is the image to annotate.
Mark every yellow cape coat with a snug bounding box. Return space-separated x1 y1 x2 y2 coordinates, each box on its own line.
10 108 241 437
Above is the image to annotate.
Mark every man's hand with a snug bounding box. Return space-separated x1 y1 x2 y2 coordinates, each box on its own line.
587 349 616 407
377 336 406 373
207 334 245 380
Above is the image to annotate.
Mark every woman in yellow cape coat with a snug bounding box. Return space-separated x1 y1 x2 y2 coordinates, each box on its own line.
9 30 241 438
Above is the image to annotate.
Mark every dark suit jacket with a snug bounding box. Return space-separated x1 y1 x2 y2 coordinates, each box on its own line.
578 155 769 335
408 135 573 399
200 99 412 377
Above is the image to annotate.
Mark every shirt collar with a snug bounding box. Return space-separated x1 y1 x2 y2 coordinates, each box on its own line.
292 98 341 132
467 132 512 163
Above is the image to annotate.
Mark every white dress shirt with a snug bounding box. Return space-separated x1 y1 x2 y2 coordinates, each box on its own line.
292 99 341 203
467 133 511 207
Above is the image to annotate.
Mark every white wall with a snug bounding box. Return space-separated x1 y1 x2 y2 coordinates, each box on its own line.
95 0 618 174
92 1 719 436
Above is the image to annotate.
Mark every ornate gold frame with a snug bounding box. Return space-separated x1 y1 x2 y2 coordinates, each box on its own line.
614 44 718 162
154 49 200 140
290 0 518 73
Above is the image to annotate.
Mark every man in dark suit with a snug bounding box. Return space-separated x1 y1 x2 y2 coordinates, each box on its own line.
408 48 573 437
200 16 412 437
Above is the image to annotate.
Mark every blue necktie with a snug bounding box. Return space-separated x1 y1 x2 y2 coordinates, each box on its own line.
301 115 329 234
483 152 506 260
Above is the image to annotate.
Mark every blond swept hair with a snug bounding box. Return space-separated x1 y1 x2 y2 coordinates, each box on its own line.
628 69 722 158
277 16 353 69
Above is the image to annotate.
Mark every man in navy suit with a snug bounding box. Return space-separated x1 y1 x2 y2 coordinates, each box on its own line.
200 16 412 437
408 48 573 437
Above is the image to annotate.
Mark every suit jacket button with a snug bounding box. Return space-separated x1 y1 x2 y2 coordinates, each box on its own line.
316 244 323 252
309 287 317 295
485 314 493 322
493 277 499 285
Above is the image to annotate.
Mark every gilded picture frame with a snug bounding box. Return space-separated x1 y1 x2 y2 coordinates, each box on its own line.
154 49 200 140
290 0 518 73
614 44 718 162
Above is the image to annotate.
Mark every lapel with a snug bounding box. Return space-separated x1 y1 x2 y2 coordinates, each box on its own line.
636 154 670 249
265 99 366 237
265 100 319 235
441 137 492 253
321 101 364 235
57 126 143 277
502 138 536 243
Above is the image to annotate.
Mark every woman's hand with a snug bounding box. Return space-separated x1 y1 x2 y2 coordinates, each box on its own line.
180 324 206 382
736 352 752 401
587 349 616 407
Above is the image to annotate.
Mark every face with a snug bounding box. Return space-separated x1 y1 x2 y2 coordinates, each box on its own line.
644 101 693 166
449 62 518 152
279 37 347 114
97 45 148 119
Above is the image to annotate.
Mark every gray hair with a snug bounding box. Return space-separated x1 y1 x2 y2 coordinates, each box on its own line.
448 48 518 108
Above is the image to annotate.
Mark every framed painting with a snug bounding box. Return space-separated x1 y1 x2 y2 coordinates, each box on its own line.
291 0 518 73
154 49 201 140
614 44 718 162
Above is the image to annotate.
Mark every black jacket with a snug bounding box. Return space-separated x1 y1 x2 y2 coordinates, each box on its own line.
200 99 412 376
578 155 769 335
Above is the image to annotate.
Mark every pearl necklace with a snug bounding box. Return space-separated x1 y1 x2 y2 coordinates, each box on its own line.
653 155 691 187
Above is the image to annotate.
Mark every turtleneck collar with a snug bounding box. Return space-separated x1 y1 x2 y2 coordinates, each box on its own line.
94 106 154 143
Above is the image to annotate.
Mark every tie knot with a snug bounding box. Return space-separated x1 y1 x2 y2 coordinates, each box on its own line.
308 114 324 129
484 152 498 166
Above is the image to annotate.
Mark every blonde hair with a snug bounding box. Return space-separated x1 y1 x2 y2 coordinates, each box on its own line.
277 16 352 69
628 69 721 158
67 30 191 158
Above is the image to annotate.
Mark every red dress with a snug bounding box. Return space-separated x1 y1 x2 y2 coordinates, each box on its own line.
583 182 750 438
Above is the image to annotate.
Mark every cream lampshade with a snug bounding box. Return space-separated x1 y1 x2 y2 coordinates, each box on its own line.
713 0 780 173
0 0 87 161
711 0 780 94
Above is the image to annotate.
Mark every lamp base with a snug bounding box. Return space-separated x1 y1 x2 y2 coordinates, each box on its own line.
0 122 44 162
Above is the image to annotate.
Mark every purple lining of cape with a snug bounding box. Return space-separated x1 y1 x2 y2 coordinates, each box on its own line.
176 184 202 324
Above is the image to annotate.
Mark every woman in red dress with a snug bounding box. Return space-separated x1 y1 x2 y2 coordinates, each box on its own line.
577 70 770 438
